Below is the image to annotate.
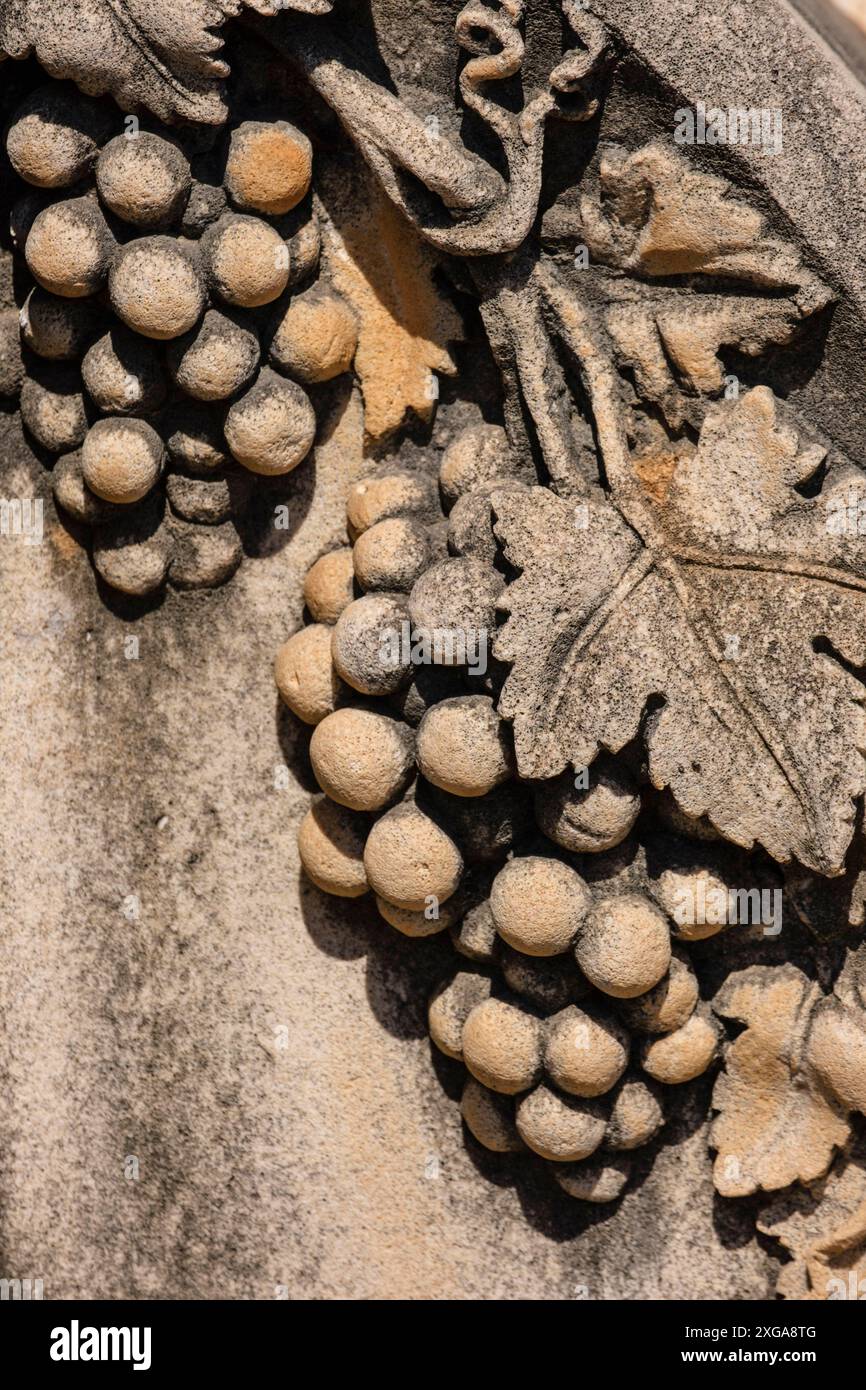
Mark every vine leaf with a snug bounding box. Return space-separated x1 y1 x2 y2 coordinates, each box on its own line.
0 0 330 124
492 386 866 874
577 143 831 430
758 1137 866 1299
319 162 463 445
710 962 866 1198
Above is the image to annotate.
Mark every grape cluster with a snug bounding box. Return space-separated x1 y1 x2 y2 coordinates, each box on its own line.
280 423 750 1201
3 82 358 595
283 421 650 918
430 883 722 1203
282 421 535 918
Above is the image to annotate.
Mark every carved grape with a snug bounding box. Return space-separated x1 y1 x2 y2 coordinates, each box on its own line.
3 83 355 597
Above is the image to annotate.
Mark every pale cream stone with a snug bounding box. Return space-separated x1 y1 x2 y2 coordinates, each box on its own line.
490 856 590 957
274 625 341 726
363 801 462 911
224 369 315 476
462 998 543 1095
110 237 205 340
544 1005 629 1098
269 286 357 383
416 696 513 797
640 1011 720 1084
515 1084 606 1161
204 214 289 308
576 894 671 999
310 707 414 811
298 798 369 898
460 1078 523 1152
81 418 164 504
303 549 355 624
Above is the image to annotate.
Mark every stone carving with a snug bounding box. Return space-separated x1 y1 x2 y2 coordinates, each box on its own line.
318 164 463 443
711 959 866 1197
4 0 866 1297
262 2 866 1259
428 916 722 1203
0 1 331 124
577 143 830 431
759 1138 866 1299
493 385 866 877
2 82 365 594
279 440 787 1214
261 0 612 258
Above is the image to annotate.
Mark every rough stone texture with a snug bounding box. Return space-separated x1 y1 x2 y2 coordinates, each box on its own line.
0 397 776 1300
1 0 866 1302
588 0 866 464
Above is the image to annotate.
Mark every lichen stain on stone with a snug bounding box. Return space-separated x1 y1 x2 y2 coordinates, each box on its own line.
318 163 463 444
633 447 678 505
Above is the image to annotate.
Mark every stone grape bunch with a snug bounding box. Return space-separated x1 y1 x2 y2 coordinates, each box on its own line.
0 81 358 595
277 422 757 1202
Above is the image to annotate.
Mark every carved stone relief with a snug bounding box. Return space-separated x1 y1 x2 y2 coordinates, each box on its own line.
2 0 866 1303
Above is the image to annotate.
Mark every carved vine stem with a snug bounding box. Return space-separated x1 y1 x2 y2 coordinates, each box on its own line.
471 252 588 497
257 2 611 256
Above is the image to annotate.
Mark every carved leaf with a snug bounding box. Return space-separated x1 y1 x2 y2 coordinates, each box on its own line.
758 1138 866 1300
0 0 331 124
578 143 831 430
319 163 462 445
710 961 866 1198
493 387 866 874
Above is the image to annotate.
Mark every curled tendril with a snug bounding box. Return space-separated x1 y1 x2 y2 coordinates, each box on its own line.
454 2 526 147
429 1 612 251
456 3 525 84
549 7 613 121
276 0 612 256
454 1 612 145
448 1 601 251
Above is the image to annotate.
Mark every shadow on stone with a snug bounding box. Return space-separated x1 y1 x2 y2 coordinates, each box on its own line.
299 878 452 1042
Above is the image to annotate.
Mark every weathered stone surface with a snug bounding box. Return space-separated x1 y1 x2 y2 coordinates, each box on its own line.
2 0 866 1304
